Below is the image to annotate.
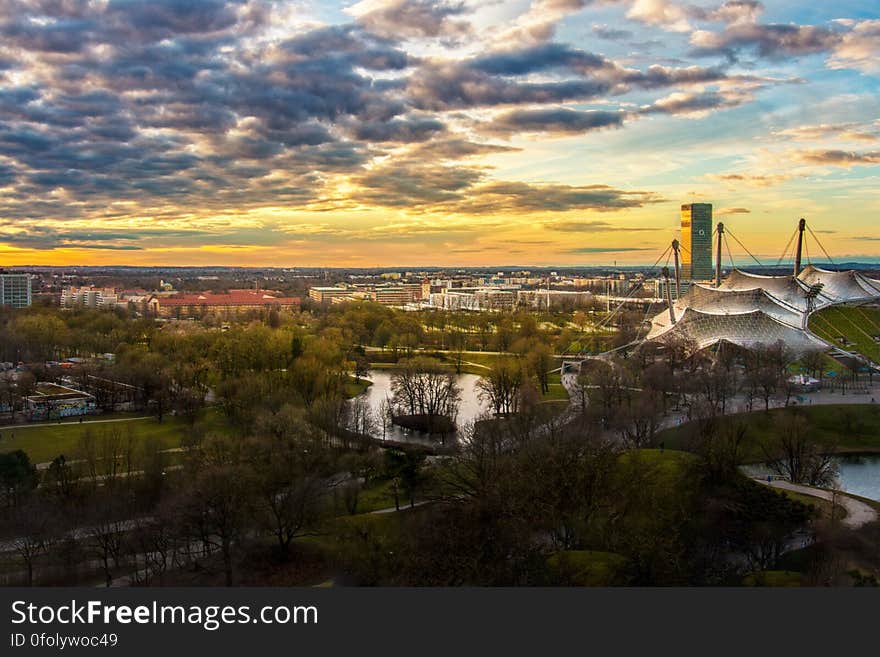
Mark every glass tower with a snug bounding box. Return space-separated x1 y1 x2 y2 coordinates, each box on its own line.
680 203 713 281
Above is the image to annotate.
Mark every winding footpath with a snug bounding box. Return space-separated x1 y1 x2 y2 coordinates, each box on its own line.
754 478 878 529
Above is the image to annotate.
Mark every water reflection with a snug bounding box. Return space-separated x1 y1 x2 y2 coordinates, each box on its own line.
836 455 880 502
354 369 490 446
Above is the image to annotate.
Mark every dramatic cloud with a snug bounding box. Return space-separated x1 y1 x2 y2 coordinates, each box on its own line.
544 220 659 231
712 173 795 187
566 246 653 253
828 19 880 72
641 89 750 116
690 23 841 59
354 159 661 214
796 150 880 166
627 0 692 33
484 108 627 136
0 0 876 265
774 122 879 142
349 0 471 39
592 24 633 40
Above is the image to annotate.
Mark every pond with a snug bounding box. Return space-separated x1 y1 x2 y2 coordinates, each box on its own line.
835 454 880 502
354 369 490 445
744 455 880 502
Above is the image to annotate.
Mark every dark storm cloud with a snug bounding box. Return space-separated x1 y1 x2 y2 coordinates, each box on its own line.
0 161 16 185
408 63 614 110
0 225 145 250
281 25 411 71
454 181 661 214
354 154 660 214
354 117 446 143
409 43 745 111
622 65 732 89
0 16 97 53
105 0 244 39
470 43 612 75
357 164 486 207
485 108 626 136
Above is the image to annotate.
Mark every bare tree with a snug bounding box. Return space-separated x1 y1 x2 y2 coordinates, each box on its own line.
390 357 461 431
763 409 838 486
477 358 525 416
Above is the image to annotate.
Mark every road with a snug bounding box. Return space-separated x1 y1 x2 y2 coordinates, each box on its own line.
754 478 878 529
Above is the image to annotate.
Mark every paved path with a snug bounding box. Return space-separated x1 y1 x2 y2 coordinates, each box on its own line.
657 385 879 433
369 500 431 514
0 416 152 431
754 478 878 529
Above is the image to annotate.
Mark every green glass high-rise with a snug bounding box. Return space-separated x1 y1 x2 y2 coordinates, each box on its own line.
680 203 713 281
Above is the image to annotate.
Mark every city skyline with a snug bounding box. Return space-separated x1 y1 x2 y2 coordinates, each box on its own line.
0 1 879 267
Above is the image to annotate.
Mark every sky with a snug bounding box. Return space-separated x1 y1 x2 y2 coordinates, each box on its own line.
0 0 878 267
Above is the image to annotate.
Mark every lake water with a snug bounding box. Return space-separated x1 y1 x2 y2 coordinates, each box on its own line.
744 455 880 502
836 455 880 502
354 370 490 445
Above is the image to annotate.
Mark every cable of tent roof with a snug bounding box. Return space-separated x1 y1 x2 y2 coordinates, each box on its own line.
724 227 764 268
806 224 837 269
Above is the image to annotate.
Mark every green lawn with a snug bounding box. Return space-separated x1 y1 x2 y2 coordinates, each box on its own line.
344 376 373 398
742 570 804 587
332 478 412 515
657 404 880 462
0 414 195 464
546 550 628 586
809 305 880 363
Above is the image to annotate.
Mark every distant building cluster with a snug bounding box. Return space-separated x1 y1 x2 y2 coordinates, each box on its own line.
306 270 674 312
59 285 300 319
309 283 424 306
152 289 300 318
61 286 119 309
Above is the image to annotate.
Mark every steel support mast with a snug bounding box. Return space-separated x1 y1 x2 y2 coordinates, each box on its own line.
671 239 681 300
793 218 806 276
715 222 724 288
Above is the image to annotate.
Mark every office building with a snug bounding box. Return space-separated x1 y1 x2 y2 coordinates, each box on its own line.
0 273 32 308
681 203 713 281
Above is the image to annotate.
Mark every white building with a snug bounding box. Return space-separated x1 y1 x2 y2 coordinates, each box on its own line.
0 274 32 308
61 286 118 309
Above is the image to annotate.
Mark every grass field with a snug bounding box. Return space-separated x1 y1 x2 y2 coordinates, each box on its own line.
344 376 373 398
0 415 188 464
657 404 880 462
809 305 880 363
0 409 236 464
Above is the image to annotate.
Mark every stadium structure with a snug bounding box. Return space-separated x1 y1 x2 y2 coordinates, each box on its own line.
645 219 880 359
